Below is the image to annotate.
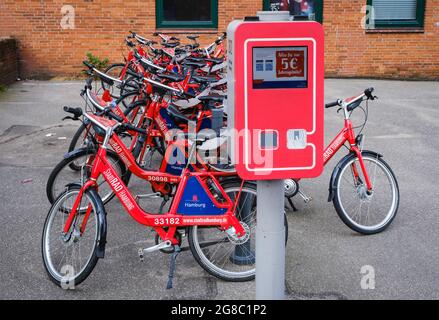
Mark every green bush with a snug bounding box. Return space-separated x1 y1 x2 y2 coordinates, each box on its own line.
85 52 109 70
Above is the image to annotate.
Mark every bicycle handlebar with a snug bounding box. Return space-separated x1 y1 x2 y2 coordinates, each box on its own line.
126 68 144 80
125 67 184 96
325 99 342 108
364 87 375 100
215 32 227 44
63 106 83 118
103 108 124 123
83 60 94 70
133 51 165 71
326 87 376 109
119 122 147 135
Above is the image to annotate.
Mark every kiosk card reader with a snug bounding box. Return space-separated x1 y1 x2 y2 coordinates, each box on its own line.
227 17 324 180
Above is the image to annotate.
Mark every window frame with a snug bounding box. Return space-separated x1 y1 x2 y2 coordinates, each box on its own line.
366 0 426 29
262 0 323 23
156 0 218 29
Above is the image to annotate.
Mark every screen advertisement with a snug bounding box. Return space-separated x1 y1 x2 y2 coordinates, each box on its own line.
252 46 308 89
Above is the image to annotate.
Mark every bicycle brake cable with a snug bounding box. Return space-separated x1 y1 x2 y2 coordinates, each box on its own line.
352 98 369 136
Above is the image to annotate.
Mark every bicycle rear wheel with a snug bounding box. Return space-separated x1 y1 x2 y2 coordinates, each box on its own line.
333 152 399 234
102 63 126 99
188 180 288 282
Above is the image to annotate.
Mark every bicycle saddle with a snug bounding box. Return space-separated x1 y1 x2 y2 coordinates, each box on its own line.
162 41 180 48
185 57 205 63
156 72 185 83
185 43 200 50
167 105 192 123
205 57 224 65
191 75 218 84
198 94 226 103
183 61 206 68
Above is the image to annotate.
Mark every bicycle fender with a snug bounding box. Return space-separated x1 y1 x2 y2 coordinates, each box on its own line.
62 147 96 159
64 182 107 259
123 99 147 116
88 187 108 259
327 150 383 202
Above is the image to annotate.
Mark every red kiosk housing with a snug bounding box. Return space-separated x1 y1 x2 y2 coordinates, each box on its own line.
227 20 324 180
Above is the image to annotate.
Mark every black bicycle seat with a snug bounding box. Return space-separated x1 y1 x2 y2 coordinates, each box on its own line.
162 41 180 48
183 61 206 68
198 95 225 103
156 72 185 83
205 57 224 65
191 75 218 84
185 57 205 63
167 105 191 123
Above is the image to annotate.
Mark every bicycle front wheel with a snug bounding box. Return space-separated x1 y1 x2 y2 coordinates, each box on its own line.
333 152 399 235
42 186 101 287
188 181 288 282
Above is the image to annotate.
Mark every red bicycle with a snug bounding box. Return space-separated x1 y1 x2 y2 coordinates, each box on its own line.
41 104 288 288
286 88 399 234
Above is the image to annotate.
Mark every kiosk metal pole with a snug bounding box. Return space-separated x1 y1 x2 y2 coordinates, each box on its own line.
256 179 285 299
254 10 289 301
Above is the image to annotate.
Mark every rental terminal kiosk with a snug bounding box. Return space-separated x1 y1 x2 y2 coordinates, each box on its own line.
227 11 324 299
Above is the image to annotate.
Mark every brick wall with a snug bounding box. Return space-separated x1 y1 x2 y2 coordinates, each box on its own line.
0 0 438 79
324 1 439 79
0 37 18 85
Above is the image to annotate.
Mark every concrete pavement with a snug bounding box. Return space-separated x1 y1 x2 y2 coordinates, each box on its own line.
0 79 438 299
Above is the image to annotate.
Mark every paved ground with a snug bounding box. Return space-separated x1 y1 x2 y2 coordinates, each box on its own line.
0 79 438 300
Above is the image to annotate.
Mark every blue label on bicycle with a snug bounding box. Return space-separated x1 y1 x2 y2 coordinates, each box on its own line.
163 145 194 175
199 117 212 130
159 108 178 130
177 176 227 215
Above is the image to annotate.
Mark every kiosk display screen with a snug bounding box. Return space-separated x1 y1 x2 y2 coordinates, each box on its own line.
252 46 308 89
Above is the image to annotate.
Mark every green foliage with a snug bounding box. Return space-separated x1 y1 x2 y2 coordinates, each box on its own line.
85 52 109 70
0 84 6 93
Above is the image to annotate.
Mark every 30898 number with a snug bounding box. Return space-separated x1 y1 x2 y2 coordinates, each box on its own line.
148 176 168 182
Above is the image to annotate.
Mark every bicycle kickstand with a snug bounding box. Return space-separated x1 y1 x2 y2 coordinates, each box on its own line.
166 245 182 289
287 197 298 212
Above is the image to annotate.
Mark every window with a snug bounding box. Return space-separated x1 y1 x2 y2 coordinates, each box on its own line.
366 0 426 29
156 0 218 29
263 0 323 23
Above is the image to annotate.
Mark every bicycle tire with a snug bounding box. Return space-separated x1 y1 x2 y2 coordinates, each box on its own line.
188 179 288 282
332 152 399 235
42 185 103 287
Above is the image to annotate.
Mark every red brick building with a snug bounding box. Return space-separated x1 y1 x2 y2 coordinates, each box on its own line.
0 0 438 79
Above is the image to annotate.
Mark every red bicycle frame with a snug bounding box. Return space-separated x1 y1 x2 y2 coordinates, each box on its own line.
322 106 373 191
63 114 244 245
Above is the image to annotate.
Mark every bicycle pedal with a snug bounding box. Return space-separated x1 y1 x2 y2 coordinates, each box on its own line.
135 192 161 201
141 240 172 255
298 190 312 203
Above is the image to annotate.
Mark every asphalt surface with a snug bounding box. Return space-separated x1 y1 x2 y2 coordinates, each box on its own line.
0 79 438 299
